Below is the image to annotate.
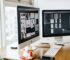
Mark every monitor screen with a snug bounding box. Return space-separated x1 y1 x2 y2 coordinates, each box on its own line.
17 6 39 44
42 10 70 37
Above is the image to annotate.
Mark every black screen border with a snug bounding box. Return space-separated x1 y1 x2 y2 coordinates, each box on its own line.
42 10 70 37
17 6 39 44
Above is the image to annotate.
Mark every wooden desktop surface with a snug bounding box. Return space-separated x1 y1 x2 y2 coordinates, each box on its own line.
32 45 70 60
3 45 70 60
55 45 70 60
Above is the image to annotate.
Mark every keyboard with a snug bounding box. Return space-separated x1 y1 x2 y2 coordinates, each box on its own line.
44 45 62 57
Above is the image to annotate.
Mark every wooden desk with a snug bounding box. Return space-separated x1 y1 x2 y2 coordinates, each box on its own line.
41 44 70 60
3 45 70 60
27 45 70 60
55 45 70 60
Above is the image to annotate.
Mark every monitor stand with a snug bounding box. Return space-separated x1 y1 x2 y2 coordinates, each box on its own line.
54 36 64 46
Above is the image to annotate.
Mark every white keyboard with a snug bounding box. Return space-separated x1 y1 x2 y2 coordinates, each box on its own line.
44 45 62 57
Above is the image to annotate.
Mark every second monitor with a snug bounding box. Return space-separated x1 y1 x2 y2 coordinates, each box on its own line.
42 10 70 44
42 10 70 37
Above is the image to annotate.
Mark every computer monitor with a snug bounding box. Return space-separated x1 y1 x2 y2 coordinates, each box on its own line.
17 6 39 45
42 10 70 44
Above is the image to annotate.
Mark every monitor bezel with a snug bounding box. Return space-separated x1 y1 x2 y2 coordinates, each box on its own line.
42 10 70 37
17 6 39 44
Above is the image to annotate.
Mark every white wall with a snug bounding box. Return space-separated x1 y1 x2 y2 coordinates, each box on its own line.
34 0 70 43
0 2 1 48
5 6 18 45
37 0 70 10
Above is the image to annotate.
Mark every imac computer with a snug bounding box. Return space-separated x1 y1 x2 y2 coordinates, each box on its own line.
42 10 70 45
17 6 39 48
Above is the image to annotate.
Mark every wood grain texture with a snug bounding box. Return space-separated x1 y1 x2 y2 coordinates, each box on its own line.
55 45 70 60
33 45 70 60
3 45 70 60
